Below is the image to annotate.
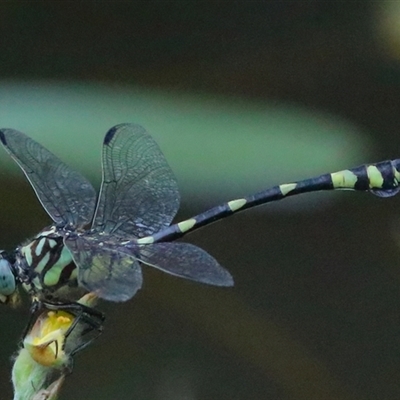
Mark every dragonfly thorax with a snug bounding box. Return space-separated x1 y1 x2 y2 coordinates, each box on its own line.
16 227 78 299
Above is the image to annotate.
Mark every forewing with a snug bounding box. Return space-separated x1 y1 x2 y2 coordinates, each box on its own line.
92 124 180 237
138 242 234 287
64 234 143 302
0 129 96 227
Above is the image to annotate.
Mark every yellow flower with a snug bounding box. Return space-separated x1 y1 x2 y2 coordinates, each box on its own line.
24 310 75 368
12 293 100 399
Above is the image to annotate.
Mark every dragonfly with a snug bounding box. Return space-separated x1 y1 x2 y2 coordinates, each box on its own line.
0 123 399 308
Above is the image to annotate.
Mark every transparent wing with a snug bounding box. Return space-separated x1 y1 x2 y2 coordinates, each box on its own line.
0 129 96 227
138 242 234 287
64 234 143 302
92 123 180 238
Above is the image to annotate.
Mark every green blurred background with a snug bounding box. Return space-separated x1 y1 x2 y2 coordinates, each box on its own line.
1 2 400 399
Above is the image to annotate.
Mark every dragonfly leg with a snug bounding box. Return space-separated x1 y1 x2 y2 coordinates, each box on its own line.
58 303 104 357
20 297 42 345
41 300 105 353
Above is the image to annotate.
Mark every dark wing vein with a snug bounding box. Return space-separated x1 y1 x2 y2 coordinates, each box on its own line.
137 242 234 286
92 123 180 237
64 234 143 302
0 129 96 227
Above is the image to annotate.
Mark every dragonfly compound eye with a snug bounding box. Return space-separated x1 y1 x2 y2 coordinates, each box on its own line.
0 258 16 297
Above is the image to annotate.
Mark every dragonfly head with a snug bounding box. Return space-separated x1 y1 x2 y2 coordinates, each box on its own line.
0 253 17 304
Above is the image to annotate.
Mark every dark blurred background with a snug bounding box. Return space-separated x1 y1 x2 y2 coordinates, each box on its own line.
2 2 400 399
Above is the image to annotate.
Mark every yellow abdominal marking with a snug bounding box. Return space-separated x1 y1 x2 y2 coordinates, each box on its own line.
366 165 384 188
177 218 197 233
330 170 358 189
279 183 297 196
394 166 400 183
227 199 247 212
137 236 155 245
